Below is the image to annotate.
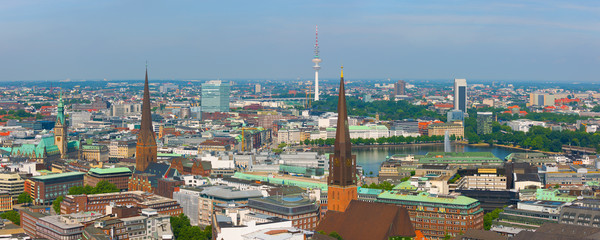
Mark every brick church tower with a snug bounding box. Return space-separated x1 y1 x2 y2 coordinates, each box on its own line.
135 67 157 171
327 66 358 212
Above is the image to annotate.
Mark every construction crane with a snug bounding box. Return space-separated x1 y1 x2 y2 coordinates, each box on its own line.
240 127 259 152
304 87 312 109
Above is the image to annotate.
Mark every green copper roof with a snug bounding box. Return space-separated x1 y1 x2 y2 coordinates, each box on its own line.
32 171 85 181
378 191 479 206
233 172 328 191
357 187 383 195
89 167 132 175
418 152 502 164
11 136 60 158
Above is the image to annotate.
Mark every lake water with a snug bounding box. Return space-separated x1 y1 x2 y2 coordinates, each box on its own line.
347 144 529 175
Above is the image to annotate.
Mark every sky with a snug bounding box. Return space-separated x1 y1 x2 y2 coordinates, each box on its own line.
0 0 599 82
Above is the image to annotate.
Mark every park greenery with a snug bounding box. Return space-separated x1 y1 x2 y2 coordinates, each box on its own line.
311 96 445 121
448 174 462 184
484 208 504 230
364 181 395 191
0 210 20 226
463 114 600 152
304 135 449 146
170 214 212 240
52 180 120 213
0 109 43 120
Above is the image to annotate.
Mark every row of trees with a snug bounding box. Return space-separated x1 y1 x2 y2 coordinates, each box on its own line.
464 114 600 152
0 210 20 225
304 135 451 146
170 214 212 240
52 180 120 213
483 208 504 230
311 96 445 121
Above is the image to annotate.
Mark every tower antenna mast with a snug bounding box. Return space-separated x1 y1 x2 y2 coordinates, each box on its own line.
312 25 322 101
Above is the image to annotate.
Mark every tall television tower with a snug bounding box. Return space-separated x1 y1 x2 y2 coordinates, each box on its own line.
312 25 321 101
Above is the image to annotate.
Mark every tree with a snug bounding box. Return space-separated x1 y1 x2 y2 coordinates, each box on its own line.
94 180 120 194
483 208 504 230
328 231 343 240
17 192 32 204
53 196 64 214
170 214 211 240
0 210 20 225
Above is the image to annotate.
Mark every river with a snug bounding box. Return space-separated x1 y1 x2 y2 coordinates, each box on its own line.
343 143 530 175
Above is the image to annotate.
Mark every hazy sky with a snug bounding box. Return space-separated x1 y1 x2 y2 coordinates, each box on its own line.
1 0 599 82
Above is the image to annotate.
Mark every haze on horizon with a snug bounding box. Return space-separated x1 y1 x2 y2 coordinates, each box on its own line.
0 0 599 82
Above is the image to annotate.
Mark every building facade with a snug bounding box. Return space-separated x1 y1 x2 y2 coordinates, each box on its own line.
26 172 85 205
201 80 230 113
248 195 320 230
61 191 183 216
0 172 24 202
84 167 133 191
454 78 467 113
377 191 484 239
476 112 493 135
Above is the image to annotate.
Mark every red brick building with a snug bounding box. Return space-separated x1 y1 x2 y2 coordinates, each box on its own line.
170 158 210 176
85 167 132 191
61 191 183 216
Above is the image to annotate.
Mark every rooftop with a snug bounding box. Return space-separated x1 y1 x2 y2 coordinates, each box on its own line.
88 167 132 175
31 171 85 181
378 191 479 206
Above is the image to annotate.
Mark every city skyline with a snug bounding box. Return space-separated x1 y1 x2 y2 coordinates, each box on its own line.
1 1 599 82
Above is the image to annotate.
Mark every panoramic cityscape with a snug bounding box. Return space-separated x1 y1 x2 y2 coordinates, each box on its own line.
1 1 600 240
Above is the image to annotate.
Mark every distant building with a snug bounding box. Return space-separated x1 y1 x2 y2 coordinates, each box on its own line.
447 109 465 123
454 78 468 112
201 80 230 113
81 145 109 162
476 112 493 135
255 83 261 93
26 172 85 205
61 191 183 216
559 199 600 227
0 172 25 202
529 93 556 106
248 195 320 230
394 80 406 96
84 167 132 191
493 201 564 234
428 122 464 138
376 191 483 239
507 119 546 132
110 103 141 117
0 191 12 212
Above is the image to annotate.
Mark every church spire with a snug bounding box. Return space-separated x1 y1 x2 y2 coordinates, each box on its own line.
329 66 356 186
136 65 157 172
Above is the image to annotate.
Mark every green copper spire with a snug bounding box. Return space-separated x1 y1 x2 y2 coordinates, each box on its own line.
56 92 65 125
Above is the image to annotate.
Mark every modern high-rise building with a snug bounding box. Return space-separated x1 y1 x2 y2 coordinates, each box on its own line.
477 112 493 135
447 109 465 123
393 80 406 96
327 67 358 213
255 83 261 93
201 80 230 113
135 68 157 172
454 78 468 113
